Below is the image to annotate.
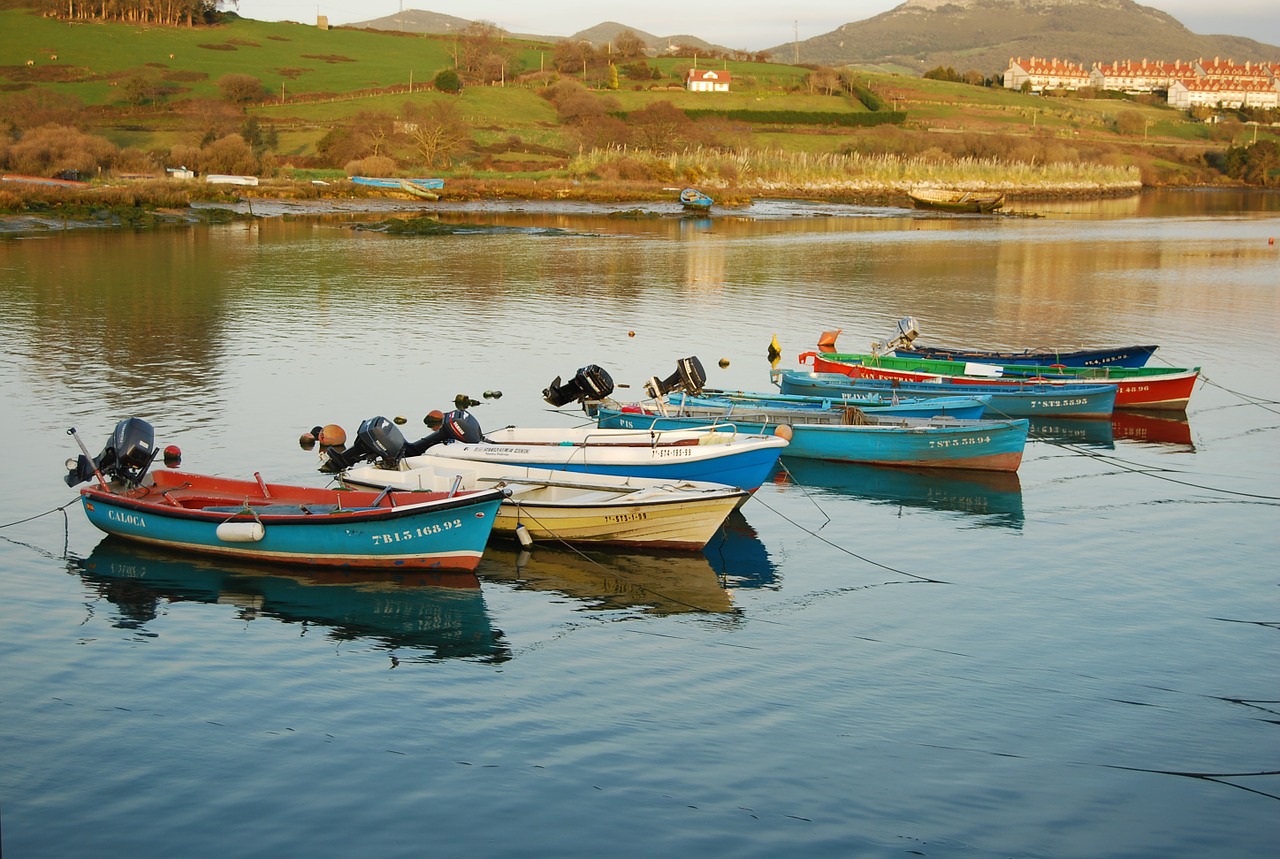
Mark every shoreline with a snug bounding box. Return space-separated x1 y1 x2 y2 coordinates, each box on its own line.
0 177 1247 235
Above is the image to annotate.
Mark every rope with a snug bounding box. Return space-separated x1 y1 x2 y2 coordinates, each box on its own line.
755 465 947 584
0 499 80 529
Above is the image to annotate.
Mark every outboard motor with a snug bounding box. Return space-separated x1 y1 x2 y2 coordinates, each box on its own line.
319 410 484 472
543 364 614 408
65 417 157 487
319 416 407 473
873 316 921 354
643 356 707 399
403 409 483 456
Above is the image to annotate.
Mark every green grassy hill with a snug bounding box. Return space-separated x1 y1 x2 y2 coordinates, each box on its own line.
0 8 1273 196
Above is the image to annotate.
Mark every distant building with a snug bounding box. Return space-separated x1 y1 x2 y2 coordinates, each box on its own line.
686 69 731 92
1003 57 1090 92
1090 59 1196 93
1168 78 1280 110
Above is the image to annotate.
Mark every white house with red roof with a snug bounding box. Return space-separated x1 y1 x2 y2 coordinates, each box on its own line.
686 68 731 92
1003 57 1091 92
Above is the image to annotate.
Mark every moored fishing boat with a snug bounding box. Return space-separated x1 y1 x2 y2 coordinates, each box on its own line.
595 406 1029 473
800 351 1197 411
772 369 1118 419
654 389 992 420
338 451 748 551
65 419 504 571
820 318 1159 368
318 408 785 495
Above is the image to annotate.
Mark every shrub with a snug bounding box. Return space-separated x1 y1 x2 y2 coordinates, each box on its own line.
434 69 462 94
216 74 269 104
345 154 398 177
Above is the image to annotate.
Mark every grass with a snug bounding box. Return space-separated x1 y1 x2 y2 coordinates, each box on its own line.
1 9 1270 200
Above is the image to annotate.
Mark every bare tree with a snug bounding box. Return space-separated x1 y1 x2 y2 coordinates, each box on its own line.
401 100 469 168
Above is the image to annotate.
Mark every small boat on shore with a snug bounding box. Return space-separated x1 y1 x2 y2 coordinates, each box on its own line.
65 419 504 570
351 176 444 191
908 188 1004 213
679 188 713 211
821 318 1159 368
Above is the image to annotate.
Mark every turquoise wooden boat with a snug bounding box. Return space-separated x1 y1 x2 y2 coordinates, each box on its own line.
65 419 504 570
680 188 713 210
594 407 1029 472
665 390 992 420
76 469 505 570
773 369 1117 418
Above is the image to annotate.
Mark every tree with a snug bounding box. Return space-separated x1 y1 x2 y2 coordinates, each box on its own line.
1 123 117 176
1114 110 1146 136
217 74 268 104
613 29 648 60
434 69 463 94
401 100 469 168
628 101 692 153
1222 139 1280 185
606 64 619 91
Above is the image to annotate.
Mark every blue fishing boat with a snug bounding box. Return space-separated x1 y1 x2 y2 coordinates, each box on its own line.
422 425 788 491
772 369 1118 419
824 318 1158 368
665 390 992 420
594 407 1029 473
65 419 504 570
679 188 713 210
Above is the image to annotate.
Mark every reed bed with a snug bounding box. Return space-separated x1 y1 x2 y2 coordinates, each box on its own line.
567 146 1142 194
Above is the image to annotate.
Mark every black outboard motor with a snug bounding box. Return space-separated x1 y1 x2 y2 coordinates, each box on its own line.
319 416 407 473
644 356 707 399
65 417 157 487
543 364 614 407
403 409 483 456
319 410 484 472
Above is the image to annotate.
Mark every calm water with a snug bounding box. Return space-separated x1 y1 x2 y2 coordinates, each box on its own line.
1 191 1277 857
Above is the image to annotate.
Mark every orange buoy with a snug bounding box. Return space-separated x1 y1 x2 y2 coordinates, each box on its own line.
163 445 182 467
628 330 636 337
774 424 794 442
718 358 730 368
424 409 444 428
318 424 346 446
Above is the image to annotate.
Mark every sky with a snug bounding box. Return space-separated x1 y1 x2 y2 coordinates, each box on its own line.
229 1 1280 53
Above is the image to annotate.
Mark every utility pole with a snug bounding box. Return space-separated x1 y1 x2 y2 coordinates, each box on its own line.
793 21 799 65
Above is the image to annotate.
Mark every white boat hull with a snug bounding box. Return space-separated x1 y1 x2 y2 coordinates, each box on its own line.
340 454 749 550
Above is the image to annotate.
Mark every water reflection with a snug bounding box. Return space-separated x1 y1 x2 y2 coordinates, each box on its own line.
73 538 509 662
703 509 779 590
1111 410 1195 450
776 457 1025 528
478 543 735 615
1029 417 1116 448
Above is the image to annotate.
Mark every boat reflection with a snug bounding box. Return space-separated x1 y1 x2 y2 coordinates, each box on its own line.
776 456 1024 528
1111 410 1194 450
1029 417 1115 448
702 509 779 590
73 538 510 662
478 543 736 615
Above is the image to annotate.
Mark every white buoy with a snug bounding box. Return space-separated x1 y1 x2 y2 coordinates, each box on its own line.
515 523 533 548
216 521 265 542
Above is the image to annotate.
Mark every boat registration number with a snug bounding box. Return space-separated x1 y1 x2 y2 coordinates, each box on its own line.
372 519 463 545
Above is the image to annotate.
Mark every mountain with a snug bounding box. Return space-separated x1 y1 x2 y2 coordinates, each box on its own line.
774 0 1280 75
349 11 730 54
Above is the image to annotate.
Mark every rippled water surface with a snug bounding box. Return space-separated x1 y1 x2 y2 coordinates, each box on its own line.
2 191 1277 857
